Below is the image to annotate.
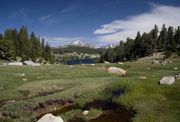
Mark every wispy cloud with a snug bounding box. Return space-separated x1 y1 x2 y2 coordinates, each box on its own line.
43 36 83 47
94 4 180 43
39 14 57 26
61 4 78 13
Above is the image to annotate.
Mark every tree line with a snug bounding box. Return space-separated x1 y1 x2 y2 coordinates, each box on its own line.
0 26 54 63
100 24 180 63
52 45 106 55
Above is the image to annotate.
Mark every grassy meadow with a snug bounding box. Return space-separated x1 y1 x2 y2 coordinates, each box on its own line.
0 57 180 122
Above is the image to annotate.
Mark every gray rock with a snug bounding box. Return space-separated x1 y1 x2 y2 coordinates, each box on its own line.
8 62 23 66
37 113 64 122
175 74 180 80
108 67 127 76
23 61 40 66
159 76 175 85
118 62 123 65
104 61 110 64
152 60 160 64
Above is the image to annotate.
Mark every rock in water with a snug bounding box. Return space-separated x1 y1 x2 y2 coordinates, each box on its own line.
82 110 89 115
37 113 64 122
159 76 175 85
108 67 127 76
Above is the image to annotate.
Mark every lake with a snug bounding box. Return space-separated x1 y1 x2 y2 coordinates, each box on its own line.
65 59 95 65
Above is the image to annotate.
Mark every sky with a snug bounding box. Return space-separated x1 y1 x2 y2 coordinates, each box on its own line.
0 0 180 47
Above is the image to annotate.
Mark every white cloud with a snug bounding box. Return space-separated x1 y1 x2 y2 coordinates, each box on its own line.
39 14 52 22
94 4 180 43
43 36 83 47
39 14 56 26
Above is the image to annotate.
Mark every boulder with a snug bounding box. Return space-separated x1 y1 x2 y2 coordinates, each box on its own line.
23 61 40 66
108 67 127 76
159 76 175 85
118 62 123 65
90 64 95 66
82 110 89 115
37 113 64 122
8 62 23 66
104 61 110 64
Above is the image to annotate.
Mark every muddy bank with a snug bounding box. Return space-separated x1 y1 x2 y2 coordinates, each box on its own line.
0 88 64 108
23 98 75 119
0 98 75 120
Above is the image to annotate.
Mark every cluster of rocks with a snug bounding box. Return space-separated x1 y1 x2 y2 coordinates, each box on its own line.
7 60 40 66
152 59 172 65
175 74 180 80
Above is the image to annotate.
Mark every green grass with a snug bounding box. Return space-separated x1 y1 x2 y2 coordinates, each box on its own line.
0 57 179 122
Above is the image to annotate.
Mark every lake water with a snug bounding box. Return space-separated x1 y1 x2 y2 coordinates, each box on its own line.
65 59 95 65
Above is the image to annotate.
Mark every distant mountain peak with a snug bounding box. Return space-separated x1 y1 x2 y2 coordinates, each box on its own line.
70 40 86 46
70 40 95 48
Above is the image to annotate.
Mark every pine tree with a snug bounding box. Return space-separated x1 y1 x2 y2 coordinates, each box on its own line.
18 26 31 60
4 29 19 57
132 31 143 59
0 34 3 39
150 25 159 52
0 39 15 60
158 24 167 51
174 26 180 50
44 43 54 63
167 26 176 52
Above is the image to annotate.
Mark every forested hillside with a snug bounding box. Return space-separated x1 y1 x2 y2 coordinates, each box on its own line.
52 45 106 55
0 26 54 63
100 24 180 62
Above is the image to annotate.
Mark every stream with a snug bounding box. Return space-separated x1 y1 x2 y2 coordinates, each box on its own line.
48 89 135 122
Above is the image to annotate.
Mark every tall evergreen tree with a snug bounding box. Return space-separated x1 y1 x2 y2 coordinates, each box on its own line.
0 33 3 40
4 29 19 57
167 26 176 52
158 24 167 51
44 43 54 63
174 26 180 50
18 26 31 60
150 25 159 52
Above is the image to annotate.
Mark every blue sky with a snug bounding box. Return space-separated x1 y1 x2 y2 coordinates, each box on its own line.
0 0 180 47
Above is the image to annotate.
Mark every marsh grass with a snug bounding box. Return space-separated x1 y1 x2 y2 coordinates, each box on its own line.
0 57 179 122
